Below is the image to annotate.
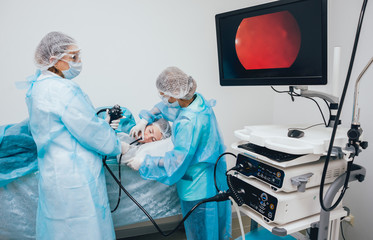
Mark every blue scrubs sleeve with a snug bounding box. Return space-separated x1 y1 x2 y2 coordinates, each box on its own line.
139 109 162 125
139 102 181 124
61 87 121 156
139 117 195 185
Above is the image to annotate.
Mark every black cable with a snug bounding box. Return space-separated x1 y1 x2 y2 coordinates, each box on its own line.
319 0 368 212
96 108 108 115
271 86 328 126
214 152 237 192
288 123 325 131
129 137 142 145
290 89 328 126
340 221 347 240
299 96 327 126
110 138 143 212
110 155 122 213
270 86 289 93
103 158 230 237
323 99 332 126
226 174 244 206
288 86 296 102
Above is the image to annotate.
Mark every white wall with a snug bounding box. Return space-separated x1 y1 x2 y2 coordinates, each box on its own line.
1 0 372 239
273 0 373 239
0 0 275 163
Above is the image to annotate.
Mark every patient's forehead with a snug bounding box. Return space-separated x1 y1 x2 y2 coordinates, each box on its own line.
149 124 162 140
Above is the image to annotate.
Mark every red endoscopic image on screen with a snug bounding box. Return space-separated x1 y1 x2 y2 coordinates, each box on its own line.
235 11 301 70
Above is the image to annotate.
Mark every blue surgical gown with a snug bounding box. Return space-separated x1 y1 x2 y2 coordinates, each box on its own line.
139 93 231 240
25 70 121 240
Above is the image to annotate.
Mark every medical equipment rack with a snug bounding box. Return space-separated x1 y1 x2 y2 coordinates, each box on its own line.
234 164 365 240
231 124 366 240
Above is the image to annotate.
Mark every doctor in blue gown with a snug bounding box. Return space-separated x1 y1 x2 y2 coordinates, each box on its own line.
129 66 231 240
25 32 126 240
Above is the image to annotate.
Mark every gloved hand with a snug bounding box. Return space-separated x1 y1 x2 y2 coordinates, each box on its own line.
126 156 145 171
129 119 148 140
110 119 121 130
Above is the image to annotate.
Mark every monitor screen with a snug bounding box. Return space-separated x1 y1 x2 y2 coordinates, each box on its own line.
215 0 327 86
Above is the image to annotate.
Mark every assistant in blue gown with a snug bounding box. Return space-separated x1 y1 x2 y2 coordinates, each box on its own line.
131 67 231 240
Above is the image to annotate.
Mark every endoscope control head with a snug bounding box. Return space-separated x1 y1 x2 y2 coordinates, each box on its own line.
108 104 123 123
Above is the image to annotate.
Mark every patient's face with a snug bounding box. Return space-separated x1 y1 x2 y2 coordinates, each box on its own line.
139 124 163 143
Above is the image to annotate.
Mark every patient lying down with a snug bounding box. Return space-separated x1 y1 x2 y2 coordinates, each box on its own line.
118 118 173 169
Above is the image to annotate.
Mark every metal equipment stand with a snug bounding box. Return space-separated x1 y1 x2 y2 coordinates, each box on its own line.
317 163 366 240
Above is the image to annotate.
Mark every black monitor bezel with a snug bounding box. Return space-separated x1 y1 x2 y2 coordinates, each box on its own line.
215 0 328 86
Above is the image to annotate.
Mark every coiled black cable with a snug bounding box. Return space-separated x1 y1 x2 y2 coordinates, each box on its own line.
226 174 244 206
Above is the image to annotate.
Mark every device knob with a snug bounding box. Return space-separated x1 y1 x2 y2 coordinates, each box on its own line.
347 124 362 141
361 141 368 149
238 188 246 195
260 193 268 201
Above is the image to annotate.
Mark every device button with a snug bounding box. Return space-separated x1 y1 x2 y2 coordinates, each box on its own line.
261 193 268 201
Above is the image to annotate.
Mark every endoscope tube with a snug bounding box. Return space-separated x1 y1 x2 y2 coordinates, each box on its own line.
319 0 369 212
103 158 231 237
110 155 122 213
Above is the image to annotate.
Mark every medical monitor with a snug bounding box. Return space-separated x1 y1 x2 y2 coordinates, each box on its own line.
215 0 327 86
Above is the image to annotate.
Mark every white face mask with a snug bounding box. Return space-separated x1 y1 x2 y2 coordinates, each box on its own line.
62 61 82 79
159 94 179 108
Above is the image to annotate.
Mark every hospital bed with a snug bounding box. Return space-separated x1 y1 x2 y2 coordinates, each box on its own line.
0 118 182 239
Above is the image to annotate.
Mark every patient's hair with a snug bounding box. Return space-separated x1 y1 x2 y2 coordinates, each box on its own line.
152 118 172 139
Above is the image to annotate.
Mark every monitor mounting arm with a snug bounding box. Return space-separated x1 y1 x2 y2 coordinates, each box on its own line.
292 85 339 127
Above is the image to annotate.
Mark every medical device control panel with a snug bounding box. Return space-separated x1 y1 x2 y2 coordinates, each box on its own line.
234 153 347 192
230 175 278 222
236 153 284 189
230 174 340 225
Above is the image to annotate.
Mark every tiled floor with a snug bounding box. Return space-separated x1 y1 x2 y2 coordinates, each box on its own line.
119 215 252 240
